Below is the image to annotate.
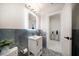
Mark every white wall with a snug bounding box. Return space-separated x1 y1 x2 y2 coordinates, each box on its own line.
40 4 64 32
0 3 25 29
24 8 29 29
40 4 64 48
0 3 40 29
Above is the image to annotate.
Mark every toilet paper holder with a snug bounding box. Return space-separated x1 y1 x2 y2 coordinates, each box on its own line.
20 48 28 54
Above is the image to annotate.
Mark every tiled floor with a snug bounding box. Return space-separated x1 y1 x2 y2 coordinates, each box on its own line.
19 39 62 56
42 48 62 56
48 40 62 53
18 48 62 56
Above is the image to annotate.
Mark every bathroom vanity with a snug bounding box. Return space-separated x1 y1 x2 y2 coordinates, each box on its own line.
28 36 42 56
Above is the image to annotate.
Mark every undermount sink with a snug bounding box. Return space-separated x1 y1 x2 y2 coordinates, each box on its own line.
28 35 42 40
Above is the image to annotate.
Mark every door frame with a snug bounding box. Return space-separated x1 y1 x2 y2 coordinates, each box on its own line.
47 11 62 50
43 3 72 56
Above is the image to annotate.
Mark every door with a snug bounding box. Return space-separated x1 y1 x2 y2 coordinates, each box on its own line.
61 3 72 56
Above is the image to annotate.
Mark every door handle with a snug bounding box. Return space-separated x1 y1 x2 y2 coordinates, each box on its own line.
64 37 72 40
64 37 69 40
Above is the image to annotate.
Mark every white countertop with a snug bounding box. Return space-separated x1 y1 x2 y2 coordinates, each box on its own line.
28 35 42 40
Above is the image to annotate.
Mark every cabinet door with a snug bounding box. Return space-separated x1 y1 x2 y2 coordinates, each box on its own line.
28 39 37 53
36 37 42 53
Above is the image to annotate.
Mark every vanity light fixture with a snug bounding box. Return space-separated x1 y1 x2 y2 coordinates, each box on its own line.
25 4 40 15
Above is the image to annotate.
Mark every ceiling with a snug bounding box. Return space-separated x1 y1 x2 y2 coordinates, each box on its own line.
25 3 65 14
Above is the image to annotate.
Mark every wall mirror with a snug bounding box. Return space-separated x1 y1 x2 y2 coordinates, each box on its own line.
28 13 36 29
